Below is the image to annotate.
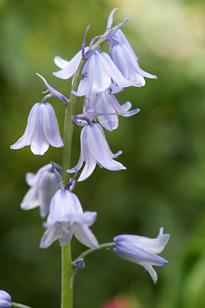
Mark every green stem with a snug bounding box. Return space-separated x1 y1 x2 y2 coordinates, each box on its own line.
61 60 86 308
12 303 33 308
75 242 115 261
60 24 122 308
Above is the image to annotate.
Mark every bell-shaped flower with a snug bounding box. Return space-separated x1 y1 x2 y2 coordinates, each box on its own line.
71 50 134 98
113 227 170 283
0 290 11 308
10 102 63 155
81 90 140 131
67 122 126 182
21 163 62 218
109 41 157 87
107 10 157 87
40 187 98 249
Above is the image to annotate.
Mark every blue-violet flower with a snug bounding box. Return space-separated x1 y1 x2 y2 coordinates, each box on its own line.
113 227 170 283
107 25 157 87
71 50 133 98
21 163 61 218
40 187 98 248
0 290 11 308
10 102 63 155
67 122 126 181
82 90 140 131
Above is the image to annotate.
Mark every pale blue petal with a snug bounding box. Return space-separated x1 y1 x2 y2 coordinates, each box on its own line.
143 264 158 284
25 172 35 186
123 44 157 79
100 52 133 88
42 103 63 148
53 50 82 79
113 244 167 266
59 224 74 246
95 95 118 131
54 56 69 69
10 103 39 150
20 186 39 210
114 233 170 255
87 124 126 170
77 211 97 226
74 224 99 248
40 225 61 248
0 300 11 307
30 104 49 155
38 171 60 218
78 127 96 181
87 52 111 96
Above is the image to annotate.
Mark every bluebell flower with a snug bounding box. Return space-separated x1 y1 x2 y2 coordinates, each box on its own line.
40 187 98 248
21 163 61 218
81 90 140 131
10 102 63 155
107 10 157 87
0 290 11 308
71 50 133 98
67 122 126 182
113 228 170 283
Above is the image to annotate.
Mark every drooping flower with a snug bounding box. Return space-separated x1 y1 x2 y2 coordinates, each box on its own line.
21 163 61 218
40 187 98 249
71 50 133 98
0 290 11 308
10 102 63 155
67 122 126 182
107 10 157 87
81 90 140 131
113 227 170 283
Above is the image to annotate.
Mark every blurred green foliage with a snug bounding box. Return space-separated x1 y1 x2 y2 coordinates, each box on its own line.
0 0 205 307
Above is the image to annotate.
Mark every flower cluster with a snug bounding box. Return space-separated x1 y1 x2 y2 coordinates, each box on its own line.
10 8 170 287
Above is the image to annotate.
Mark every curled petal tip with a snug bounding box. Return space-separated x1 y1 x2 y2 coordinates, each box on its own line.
107 8 119 29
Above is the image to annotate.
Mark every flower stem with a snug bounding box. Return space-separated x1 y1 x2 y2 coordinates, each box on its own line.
75 242 115 261
61 57 86 308
11 303 33 308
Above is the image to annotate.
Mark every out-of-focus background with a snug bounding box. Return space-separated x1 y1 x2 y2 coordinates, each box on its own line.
0 0 205 307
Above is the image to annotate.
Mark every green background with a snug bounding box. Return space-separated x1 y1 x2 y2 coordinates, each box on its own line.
0 0 205 307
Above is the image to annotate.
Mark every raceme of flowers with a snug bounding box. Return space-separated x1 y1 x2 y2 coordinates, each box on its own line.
9 8 170 285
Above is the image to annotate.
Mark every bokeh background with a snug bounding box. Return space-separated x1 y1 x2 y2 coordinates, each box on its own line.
0 0 205 307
